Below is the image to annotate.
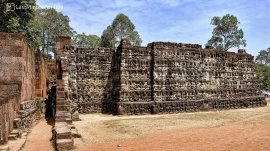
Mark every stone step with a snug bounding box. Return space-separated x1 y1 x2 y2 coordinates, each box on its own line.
56 98 65 102
66 118 72 124
56 105 68 111
71 129 81 138
56 111 71 117
13 118 21 129
54 122 68 129
56 80 64 86
55 111 71 119
55 117 72 124
10 129 21 137
56 96 65 100
56 86 65 91
56 100 65 106
55 118 68 122
0 145 9 151
55 126 72 139
56 139 74 150
8 134 17 140
68 124 75 129
56 91 65 99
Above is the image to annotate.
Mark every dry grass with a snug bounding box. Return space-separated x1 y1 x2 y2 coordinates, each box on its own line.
73 103 270 148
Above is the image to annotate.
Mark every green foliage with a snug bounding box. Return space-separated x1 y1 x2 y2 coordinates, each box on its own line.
206 14 246 51
100 13 142 47
100 26 115 47
0 1 74 53
73 33 101 48
42 53 52 60
0 0 37 47
255 63 270 90
32 8 74 55
255 48 270 65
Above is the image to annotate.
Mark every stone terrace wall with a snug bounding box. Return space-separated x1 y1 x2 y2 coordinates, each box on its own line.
115 41 153 114
60 39 266 115
151 42 265 113
62 46 114 113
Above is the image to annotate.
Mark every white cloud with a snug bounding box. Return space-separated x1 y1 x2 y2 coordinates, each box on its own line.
36 0 270 56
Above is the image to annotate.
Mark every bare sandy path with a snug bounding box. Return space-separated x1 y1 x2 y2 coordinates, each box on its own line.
73 106 270 151
20 119 54 151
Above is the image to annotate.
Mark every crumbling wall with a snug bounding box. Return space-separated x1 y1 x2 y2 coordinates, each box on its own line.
62 46 114 113
115 40 153 114
0 32 45 145
59 38 265 115
151 42 265 113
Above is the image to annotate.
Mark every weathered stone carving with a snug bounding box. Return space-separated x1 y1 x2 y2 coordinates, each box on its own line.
60 39 266 115
61 46 114 113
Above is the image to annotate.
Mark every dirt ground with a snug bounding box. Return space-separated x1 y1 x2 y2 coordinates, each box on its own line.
72 103 270 151
20 119 54 151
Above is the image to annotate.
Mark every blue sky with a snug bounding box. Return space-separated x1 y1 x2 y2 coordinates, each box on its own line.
36 0 270 57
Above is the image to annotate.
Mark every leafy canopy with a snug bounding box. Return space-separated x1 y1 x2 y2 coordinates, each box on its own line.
206 14 246 51
255 48 270 66
0 1 74 54
32 8 74 54
100 13 142 47
0 0 37 47
73 33 101 49
255 63 270 90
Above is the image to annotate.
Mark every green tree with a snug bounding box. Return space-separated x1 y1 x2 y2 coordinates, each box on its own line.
206 14 246 51
255 48 270 65
32 8 74 55
100 26 114 47
0 0 37 47
73 33 101 48
255 63 270 90
100 13 142 47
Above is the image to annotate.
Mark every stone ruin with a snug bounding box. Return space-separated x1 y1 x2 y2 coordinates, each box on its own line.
0 33 80 150
0 32 47 145
0 32 267 150
57 37 266 115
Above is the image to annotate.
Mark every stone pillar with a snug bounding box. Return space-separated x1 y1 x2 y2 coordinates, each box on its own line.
55 36 71 112
56 36 71 59
54 36 74 150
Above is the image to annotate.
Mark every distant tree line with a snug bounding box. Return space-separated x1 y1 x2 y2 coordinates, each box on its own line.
255 48 270 90
0 1 142 58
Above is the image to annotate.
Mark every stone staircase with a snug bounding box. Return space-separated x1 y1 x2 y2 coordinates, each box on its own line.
8 99 42 141
8 118 22 141
7 129 21 141
0 99 42 151
53 111 81 150
53 80 81 150
56 80 67 111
